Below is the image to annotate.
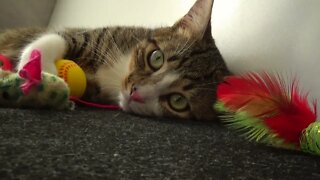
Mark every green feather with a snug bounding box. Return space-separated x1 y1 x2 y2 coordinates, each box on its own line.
215 101 296 149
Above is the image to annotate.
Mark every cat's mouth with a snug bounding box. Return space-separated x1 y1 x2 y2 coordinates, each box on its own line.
119 90 144 112
119 90 162 117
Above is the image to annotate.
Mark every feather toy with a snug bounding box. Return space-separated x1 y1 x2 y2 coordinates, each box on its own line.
214 72 320 155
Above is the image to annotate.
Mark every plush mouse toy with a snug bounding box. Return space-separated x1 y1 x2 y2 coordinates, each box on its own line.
0 50 73 110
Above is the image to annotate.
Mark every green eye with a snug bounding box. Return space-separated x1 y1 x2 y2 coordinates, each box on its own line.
169 94 189 112
149 50 164 70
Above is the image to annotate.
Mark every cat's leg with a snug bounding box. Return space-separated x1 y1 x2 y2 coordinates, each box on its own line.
17 34 67 75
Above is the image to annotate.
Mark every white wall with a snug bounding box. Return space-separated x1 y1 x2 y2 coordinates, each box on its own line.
49 0 320 102
49 0 196 28
212 0 320 104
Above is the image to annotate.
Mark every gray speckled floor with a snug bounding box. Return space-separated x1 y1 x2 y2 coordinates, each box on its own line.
0 107 320 179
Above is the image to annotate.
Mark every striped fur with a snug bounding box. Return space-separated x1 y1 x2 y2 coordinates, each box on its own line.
0 0 230 120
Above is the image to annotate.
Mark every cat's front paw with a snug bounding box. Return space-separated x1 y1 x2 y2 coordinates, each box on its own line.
18 46 58 75
17 33 67 75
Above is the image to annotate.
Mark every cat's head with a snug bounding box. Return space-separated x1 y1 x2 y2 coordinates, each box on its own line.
119 0 230 120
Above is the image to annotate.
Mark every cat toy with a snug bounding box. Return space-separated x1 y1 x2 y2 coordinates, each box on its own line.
0 50 120 110
0 51 87 98
55 59 87 98
54 56 119 109
0 54 13 71
214 72 320 156
0 50 72 110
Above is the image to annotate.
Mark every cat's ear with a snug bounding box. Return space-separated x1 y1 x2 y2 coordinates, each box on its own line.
173 0 214 39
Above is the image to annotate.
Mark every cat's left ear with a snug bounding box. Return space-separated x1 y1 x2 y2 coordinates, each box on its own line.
174 0 214 39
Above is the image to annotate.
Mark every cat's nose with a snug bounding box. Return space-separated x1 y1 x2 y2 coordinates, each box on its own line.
130 85 145 103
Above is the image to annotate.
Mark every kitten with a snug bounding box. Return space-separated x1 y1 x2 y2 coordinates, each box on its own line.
0 0 230 120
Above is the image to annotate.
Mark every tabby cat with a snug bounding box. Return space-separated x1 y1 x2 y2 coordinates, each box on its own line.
0 0 230 120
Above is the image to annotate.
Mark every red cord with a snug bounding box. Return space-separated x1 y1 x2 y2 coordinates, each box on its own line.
70 96 121 110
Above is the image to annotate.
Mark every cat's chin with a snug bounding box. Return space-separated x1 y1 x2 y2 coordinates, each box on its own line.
118 92 144 113
118 91 131 112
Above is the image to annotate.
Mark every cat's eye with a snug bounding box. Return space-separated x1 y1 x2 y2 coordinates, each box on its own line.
148 50 164 70
168 94 189 112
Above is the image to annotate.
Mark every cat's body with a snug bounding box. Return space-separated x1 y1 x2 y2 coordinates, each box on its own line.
0 0 230 120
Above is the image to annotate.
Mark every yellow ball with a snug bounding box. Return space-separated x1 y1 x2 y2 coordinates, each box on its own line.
55 60 87 98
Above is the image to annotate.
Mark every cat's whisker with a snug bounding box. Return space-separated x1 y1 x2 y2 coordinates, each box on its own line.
106 29 124 58
174 40 183 55
83 39 118 66
87 49 110 65
178 39 197 56
100 81 122 92
73 36 110 63
98 44 121 65
132 34 143 44
176 38 190 55
89 39 115 62
78 32 116 64
95 47 117 64
100 80 122 90
177 37 195 56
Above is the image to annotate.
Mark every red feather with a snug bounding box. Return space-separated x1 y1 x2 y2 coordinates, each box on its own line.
217 72 317 145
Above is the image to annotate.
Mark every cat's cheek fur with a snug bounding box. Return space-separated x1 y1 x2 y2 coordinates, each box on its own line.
18 33 67 75
96 53 131 102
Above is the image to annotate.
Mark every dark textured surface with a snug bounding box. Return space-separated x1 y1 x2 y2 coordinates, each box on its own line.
0 107 320 179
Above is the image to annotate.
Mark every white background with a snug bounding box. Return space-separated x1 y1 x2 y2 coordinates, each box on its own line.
49 0 320 103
